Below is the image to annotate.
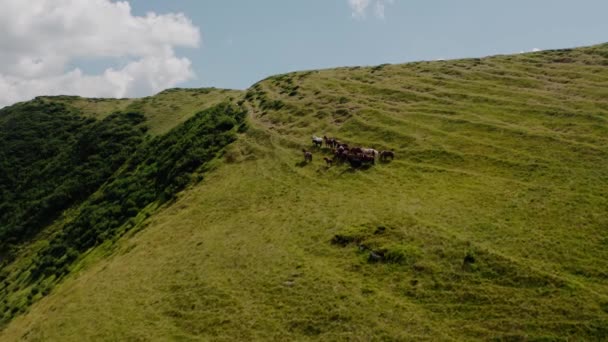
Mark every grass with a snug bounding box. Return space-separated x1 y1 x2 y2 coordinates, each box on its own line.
2 44 608 340
38 87 241 135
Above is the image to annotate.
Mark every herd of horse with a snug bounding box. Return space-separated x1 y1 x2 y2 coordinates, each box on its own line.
302 135 394 168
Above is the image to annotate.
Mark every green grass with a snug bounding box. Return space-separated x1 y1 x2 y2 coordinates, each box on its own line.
38 87 242 135
2 44 608 340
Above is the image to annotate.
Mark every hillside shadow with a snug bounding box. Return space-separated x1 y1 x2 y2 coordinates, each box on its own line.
339 168 356 176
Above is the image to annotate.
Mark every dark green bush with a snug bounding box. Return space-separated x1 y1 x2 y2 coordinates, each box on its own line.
0 101 145 258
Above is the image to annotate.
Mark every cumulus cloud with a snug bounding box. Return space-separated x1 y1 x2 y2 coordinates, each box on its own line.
0 0 201 108
349 0 394 19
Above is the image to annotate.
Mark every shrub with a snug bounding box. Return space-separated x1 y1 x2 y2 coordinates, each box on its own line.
331 226 371 246
382 245 422 265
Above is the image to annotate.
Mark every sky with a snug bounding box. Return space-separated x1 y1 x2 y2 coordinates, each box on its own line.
1 0 607 108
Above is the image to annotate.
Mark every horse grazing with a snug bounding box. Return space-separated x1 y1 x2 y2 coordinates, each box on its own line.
312 135 323 148
302 149 313 163
323 157 333 167
350 147 363 155
333 149 345 163
362 148 379 158
348 157 363 168
380 150 395 161
360 153 375 165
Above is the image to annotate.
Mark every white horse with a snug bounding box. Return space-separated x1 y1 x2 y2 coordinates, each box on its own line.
362 148 379 158
312 135 323 148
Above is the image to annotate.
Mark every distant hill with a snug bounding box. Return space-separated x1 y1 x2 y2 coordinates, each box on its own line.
1 44 607 340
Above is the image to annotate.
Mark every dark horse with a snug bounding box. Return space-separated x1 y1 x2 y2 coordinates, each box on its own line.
323 136 336 148
350 147 363 155
348 157 363 168
380 150 395 161
302 149 313 163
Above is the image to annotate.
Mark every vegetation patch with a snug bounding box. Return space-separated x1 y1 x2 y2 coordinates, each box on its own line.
0 100 146 260
332 224 422 265
0 102 246 326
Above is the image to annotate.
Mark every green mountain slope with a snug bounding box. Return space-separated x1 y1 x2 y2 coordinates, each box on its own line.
2 44 608 340
0 89 244 329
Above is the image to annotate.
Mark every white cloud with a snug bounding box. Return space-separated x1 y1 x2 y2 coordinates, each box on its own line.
0 0 201 108
349 0 371 18
349 0 394 19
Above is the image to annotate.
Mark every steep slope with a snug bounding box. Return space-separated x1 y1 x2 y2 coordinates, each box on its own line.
0 88 244 329
2 45 608 340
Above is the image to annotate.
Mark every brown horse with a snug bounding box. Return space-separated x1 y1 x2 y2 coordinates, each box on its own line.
380 150 395 161
323 136 336 148
302 149 313 162
350 147 363 155
323 157 333 166
360 153 375 165
335 141 347 150
334 148 349 163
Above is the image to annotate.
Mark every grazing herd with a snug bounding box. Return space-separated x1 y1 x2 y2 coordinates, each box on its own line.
301 135 394 168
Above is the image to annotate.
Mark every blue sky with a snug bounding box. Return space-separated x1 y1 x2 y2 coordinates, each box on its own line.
1 1 607 107
129 0 608 90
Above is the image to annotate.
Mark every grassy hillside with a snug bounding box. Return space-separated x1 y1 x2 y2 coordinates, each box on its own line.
2 44 608 340
0 89 244 329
